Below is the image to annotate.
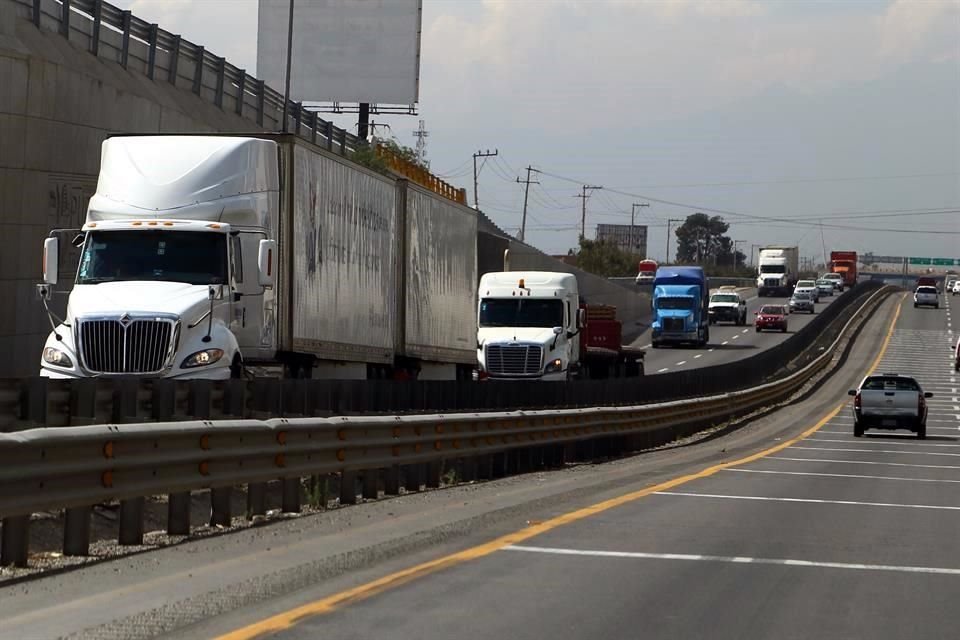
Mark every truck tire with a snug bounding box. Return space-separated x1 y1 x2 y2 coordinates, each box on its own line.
854 421 864 437
917 423 927 440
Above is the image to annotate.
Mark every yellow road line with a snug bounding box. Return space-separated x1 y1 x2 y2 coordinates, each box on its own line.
217 292 903 640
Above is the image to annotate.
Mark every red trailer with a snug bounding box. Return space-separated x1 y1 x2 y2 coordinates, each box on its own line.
579 304 645 378
830 251 858 288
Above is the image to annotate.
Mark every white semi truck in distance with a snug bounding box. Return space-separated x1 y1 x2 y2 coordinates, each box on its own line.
37 134 478 381
476 269 644 381
756 246 800 297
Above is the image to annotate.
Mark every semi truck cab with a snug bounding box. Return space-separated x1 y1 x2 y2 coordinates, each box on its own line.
476 272 582 381
651 266 709 347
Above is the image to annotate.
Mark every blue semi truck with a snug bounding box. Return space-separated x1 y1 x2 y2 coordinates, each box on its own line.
651 266 710 348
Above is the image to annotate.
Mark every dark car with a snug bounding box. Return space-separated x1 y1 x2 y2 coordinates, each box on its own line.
755 305 788 333
789 292 815 314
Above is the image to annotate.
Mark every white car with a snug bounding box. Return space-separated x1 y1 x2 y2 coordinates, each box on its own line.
794 280 820 303
953 281 960 296
914 286 939 309
821 273 844 291
708 289 747 325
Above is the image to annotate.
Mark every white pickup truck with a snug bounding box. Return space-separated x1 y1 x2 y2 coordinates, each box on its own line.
849 374 932 439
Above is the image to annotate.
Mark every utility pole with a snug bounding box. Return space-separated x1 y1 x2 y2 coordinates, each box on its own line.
631 203 649 254
472 149 498 210
516 166 540 242
412 120 429 167
575 185 602 239
665 218 684 264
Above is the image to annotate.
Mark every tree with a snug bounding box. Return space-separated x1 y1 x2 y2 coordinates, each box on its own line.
573 237 638 278
674 213 740 266
350 138 426 176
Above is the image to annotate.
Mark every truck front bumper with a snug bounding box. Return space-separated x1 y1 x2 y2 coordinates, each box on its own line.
40 364 232 380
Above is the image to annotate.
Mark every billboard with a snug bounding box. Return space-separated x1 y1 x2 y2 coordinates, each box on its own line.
596 223 647 257
257 0 422 107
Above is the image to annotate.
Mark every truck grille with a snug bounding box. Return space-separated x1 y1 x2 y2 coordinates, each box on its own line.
663 318 685 332
78 317 178 374
764 278 781 288
486 345 543 376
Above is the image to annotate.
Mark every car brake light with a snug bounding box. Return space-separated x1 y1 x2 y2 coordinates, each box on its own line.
854 392 861 410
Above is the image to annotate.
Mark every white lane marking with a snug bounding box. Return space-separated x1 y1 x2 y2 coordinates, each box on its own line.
722 341 729 345
676 361 687 366
726 468 960 484
654 491 960 512
807 437 960 448
657 368 669 373
640 344 651 349
791 446 960 458
732 335 740 340
708 348 715 353
771 456 960 470
694 354 703 359
504 545 960 577
741 329 749 334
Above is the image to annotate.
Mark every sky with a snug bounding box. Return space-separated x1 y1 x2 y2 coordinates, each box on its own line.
114 0 960 265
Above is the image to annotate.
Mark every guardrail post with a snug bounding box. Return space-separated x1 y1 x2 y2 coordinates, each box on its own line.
491 452 507 478
324 121 334 151
384 466 401 495
118 497 144 545
21 378 48 426
403 465 422 492
247 482 267 519
192 46 205 95
63 506 91 556
214 57 225 108
256 80 265 127
60 0 70 38
426 461 442 488
0 516 29 567
362 470 379 500
460 458 477 482
339 471 358 505
147 24 158 80
476 455 492 480
236 70 247 116
281 478 301 513
209 487 232 527
167 492 191 535
69 379 96 425
151 379 175 421
188 380 212 419
120 10 131 69
112 378 139 423
168 35 181 85
90 0 102 55
223 379 247 417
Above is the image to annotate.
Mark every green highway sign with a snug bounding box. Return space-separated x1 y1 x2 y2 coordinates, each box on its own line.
932 258 956 266
909 258 932 265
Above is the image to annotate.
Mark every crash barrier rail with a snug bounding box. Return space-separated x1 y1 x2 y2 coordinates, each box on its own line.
0 285 892 565
0 281 885 433
14 0 361 154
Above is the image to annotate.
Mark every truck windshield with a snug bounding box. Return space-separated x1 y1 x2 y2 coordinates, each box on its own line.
760 265 786 273
76 230 228 286
710 295 738 303
656 297 694 310
479 299 564 328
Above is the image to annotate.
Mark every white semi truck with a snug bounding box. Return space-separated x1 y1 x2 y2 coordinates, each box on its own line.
756 246 799 297
37 134 477 380
476 269 644 381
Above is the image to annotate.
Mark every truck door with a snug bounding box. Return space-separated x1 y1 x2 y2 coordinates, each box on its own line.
230 232 274 357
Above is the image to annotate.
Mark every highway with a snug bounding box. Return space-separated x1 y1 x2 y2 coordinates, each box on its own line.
3 288 956 639
640 288 842 375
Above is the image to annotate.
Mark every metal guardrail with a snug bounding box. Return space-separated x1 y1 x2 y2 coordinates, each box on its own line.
0 282 885 432
0 285 892 566
14 0 360 154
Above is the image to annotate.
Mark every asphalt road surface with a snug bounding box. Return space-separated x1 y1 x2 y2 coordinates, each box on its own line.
640 287 842 375
4 289 950 640
207 292 960 640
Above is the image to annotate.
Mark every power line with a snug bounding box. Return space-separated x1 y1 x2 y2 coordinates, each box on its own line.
535 169 960 235
608 171 960 190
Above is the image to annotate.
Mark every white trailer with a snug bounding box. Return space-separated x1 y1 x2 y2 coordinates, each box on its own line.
37 134 477 381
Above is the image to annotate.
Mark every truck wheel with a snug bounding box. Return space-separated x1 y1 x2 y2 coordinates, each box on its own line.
854 421 864 437
917 424 927 440
755 327 761 333
230 356 244 379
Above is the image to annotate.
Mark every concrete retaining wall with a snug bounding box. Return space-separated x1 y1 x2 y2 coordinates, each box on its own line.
0 0 269 375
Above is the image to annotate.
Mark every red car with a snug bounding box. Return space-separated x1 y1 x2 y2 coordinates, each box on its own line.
755 305 788 333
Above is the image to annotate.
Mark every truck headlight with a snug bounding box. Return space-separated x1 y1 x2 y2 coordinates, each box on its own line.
545 358 563 373
181 349 224 368
42 347 72 368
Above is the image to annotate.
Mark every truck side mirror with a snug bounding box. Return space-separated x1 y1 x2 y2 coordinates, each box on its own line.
553 326 563 335
577 308 586 329
42 237 59 286
258 239 277 288
847 389 856 396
